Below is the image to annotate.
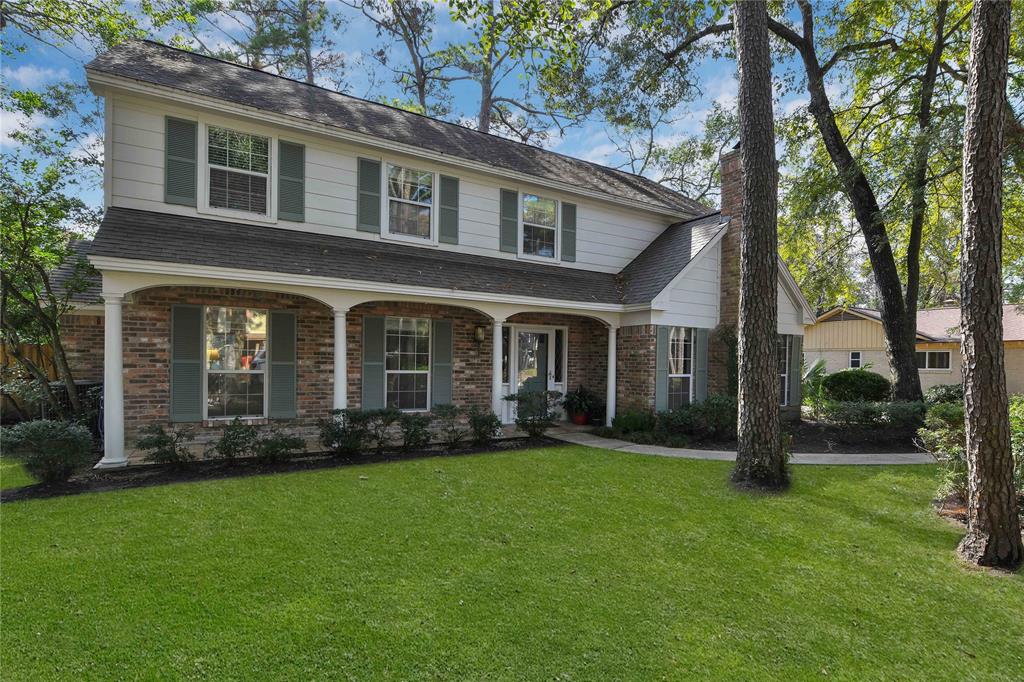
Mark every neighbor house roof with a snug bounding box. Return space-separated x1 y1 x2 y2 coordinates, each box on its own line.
85 40 708 218
816 305 1024 342
81 208 727 307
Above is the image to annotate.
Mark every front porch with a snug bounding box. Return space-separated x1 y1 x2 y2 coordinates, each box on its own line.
95 279 622 466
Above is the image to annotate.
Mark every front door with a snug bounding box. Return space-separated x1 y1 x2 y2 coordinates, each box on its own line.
517 330 550 396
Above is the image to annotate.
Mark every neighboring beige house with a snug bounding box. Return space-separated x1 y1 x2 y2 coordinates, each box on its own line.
804 305 1024 395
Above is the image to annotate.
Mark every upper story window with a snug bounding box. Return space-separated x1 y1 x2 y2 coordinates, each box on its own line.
207 126 270 216
387 164 433 239
849 351 862 368
522 193 557 258
668 327 693 409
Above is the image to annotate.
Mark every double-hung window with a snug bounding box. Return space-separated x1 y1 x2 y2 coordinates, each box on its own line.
522 193 557 258
849 351 862 368
668 327 693 409
387 164 433 239
385 317 430 410
205 307 267 418
777 335 791 406
207 126 270 216
916 350 951 370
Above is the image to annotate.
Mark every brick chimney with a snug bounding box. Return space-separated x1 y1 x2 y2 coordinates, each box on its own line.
709 145 743 395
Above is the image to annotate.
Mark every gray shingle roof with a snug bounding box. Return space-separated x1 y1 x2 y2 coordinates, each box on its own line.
618 213 728 304
51 241 103 304
83 208 726 307
85 40 708 217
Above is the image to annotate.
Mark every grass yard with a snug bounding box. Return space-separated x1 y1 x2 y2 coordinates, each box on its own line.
2 446 1022 680
0 458 34 491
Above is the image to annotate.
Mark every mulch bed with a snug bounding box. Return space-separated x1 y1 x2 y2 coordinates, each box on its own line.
0 436 557 503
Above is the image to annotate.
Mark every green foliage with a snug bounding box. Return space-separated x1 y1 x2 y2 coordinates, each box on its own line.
1010 396 1024 495
431 404 468 449
467 407 502 447
820 369 891 402
4 419 94 483
822 401 926 429
364 407 402 453
923 384 964 405
657 395 739 442
318 409 371 457
917 401 966 500
505 390 561 439
254 428 305 465
802 358 828 419
560 385 601 417
399 413 432 452
136 424 196 467
207 417 259 462
611 409 656 434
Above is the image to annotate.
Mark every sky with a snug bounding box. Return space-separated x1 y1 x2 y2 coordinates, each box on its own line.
0 2 818 219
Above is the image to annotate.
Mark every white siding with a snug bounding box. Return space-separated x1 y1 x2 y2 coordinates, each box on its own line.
106 93 676 274
656 241 720 328
777 281 804 335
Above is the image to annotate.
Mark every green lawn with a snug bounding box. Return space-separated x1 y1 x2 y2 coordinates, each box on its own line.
0 458 34 490
2 446 1021 680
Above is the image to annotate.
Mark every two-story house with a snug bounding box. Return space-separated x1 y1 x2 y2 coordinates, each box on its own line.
68 40 814 466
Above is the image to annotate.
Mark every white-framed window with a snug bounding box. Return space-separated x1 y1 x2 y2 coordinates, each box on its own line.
204 306 268 419
849 351 862 368
668 327 693 409
916 350 951 370
385 163 434 241
385 317 431 410
777 335 791 406
206 125 270 216
521 193 558 259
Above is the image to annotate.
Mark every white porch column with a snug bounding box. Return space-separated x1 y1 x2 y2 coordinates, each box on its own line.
491 319 505 417
96 294 126 468
605 326 617 427
333 309 348 410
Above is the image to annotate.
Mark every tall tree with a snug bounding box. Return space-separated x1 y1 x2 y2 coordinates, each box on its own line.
957 0 1022 571
730 0 785 490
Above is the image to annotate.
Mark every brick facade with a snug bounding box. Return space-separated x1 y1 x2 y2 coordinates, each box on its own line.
61 313 105 382
711 147 742 397
616 325 657 412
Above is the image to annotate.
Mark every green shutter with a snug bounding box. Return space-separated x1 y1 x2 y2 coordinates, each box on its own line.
268 311 297 418
654 326 669 412
439 175 459 244
170 305 203 422
278 140 305 222
693 328 709 402
431 319 453 407
357 158 382 233
561 202 577 262
165 117 197 206
362 315 385 409
788 334 803 409
499 188 518 253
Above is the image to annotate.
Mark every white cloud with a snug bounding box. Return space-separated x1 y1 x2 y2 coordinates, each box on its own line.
0 110 51 150
3 64 69 88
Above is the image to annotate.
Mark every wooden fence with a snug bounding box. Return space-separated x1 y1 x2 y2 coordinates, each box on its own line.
1 343 58 419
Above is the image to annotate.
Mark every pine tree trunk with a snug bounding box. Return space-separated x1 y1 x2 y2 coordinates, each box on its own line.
957 0 1022 570
730 0 786 490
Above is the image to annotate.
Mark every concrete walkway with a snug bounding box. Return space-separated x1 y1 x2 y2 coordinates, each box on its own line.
549 429 934 465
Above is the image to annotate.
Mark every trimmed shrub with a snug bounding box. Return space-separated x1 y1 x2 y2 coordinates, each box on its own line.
1010 396 1024 495
399 413 432 452
254 428 305 464
924 383 964 405
432 404 468 449
820 369 891 402
136 424 195 467
917 401 966 499
467 407 502 446
5 419 94 483
505 390 561 438
612 409 657 434
657 395 738 442
821 400 926 428
318 409 371 457
207 417 258 462
365 407 401 453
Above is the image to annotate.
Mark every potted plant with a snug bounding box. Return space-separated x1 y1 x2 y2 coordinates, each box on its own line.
562 385 597 425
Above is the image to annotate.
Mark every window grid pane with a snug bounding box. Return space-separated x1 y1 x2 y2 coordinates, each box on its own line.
388 200 431 238
668 376 691 410
777 336 789 406
385 316 430 410
522 194 556 227
205 307 267 418
523 223 555 257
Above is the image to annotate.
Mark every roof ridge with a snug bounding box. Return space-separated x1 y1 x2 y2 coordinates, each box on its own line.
119 40 698 205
